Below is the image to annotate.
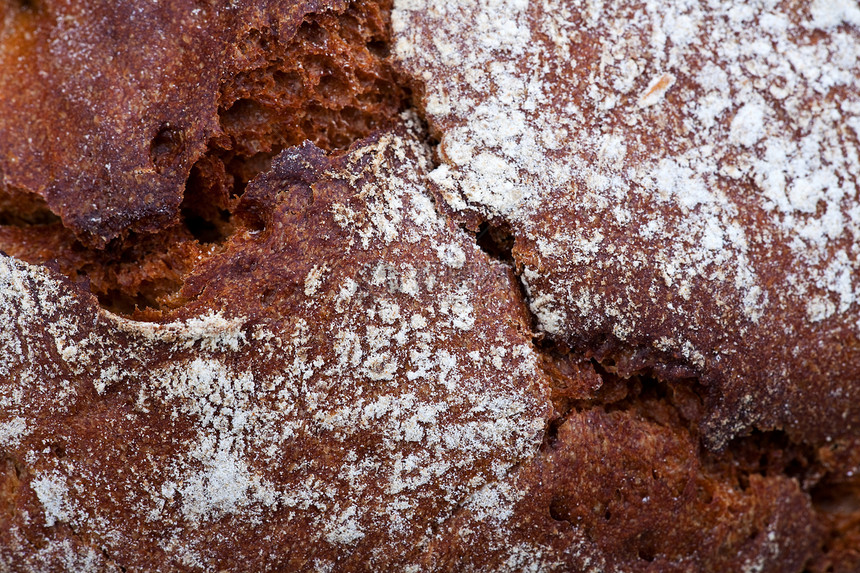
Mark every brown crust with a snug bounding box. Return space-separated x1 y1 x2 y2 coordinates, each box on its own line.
1 0 860 570
423 408 818 572
0 129 553 570
0 127 852 571
0 0 404 247
392 0 860 450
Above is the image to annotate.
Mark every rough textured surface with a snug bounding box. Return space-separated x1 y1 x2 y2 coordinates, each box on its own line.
0 136 841 569
421 406 818 573
1 0 859 571
0 0 404 247
0 129 552 571
392 0 860 449
0 0 407 313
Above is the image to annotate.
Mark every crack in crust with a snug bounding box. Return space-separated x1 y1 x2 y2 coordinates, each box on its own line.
0 0 859 571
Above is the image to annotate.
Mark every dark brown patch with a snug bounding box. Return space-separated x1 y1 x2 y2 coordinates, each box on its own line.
0 0 409 317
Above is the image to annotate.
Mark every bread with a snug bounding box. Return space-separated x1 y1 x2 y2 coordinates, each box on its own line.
0 0 858 571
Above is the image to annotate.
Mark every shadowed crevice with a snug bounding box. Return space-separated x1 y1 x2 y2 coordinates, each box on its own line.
0 0 412 319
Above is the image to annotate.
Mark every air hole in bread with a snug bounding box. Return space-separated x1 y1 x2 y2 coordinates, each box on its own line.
547 497 567 523
637 544 656 562
12 0 38 12
149 125 186 174
0 0 411 319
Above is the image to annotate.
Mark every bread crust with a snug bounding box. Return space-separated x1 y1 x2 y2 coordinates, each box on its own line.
1 0 859 571
392 0 860 450
0 128 555 570
0 0 401 247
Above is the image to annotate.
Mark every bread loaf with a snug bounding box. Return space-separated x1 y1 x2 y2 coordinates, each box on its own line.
0 0 858 571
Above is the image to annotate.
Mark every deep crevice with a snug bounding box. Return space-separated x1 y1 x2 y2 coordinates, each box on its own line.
530 329 856 568
0 0 413 319
474 221 515 265
534 348 845 567
468 218 542 343
701 428 818 492
540 344 821 487
0 207 59 227
0 185 60 227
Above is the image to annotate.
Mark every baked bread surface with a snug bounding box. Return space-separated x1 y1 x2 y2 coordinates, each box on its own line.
1 0 859 571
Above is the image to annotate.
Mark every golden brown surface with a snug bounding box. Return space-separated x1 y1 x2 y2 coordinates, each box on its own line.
1 0 859 571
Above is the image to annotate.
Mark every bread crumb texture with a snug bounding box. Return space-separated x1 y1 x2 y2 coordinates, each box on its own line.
0 0 406 248
0 0 859 571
